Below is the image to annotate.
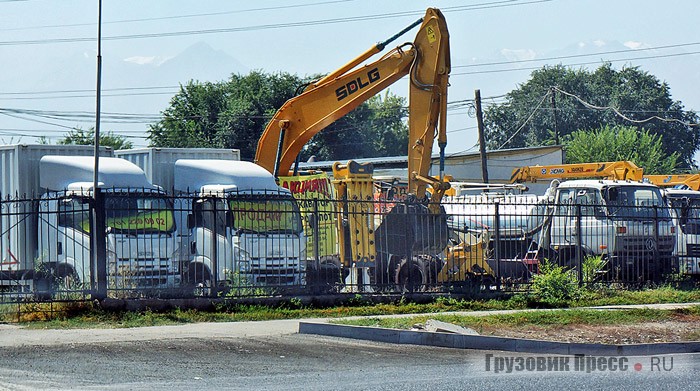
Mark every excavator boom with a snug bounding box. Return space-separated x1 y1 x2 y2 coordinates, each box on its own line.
254 8 450 199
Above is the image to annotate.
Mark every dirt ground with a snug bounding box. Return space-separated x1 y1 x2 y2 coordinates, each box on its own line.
475 313 700 344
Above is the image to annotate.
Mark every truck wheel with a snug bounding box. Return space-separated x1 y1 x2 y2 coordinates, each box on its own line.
307 256 342 293
33 264 79 300
394 258 427 292
184 264 212 297
56 265 79 291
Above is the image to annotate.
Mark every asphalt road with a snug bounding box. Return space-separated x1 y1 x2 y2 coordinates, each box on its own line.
0 320 698 390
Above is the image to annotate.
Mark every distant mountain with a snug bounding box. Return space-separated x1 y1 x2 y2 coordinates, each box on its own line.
116 41 249 88
0 41 249 147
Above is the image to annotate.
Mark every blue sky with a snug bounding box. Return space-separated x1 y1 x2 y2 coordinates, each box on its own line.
0 0 698 158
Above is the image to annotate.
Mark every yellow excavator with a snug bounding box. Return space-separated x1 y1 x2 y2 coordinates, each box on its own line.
254 8 452 290
510 161 644 183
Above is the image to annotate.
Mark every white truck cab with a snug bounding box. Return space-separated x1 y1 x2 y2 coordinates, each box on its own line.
544 179 676 280
39 156 180 291
174 160 306 291
662 188 700 276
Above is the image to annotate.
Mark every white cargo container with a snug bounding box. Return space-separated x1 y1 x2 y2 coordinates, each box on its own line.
115 147 241 192
0 144 113 293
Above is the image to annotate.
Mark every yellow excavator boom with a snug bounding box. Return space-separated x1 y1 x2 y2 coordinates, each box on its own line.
254 8 450 205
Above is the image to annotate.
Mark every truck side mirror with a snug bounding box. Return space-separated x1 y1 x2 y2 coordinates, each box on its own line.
187 213 195 229
593 206 606 218
225 210 234 228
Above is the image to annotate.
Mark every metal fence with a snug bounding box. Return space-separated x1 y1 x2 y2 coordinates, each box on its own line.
0 190 695 305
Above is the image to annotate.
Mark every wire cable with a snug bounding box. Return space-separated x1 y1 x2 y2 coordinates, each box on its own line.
497 90 552 150
552 86 700 127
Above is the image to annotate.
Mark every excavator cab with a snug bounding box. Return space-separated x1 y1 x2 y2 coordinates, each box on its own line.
375 196 449 257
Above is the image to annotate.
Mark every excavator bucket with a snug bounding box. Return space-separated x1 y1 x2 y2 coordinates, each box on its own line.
375 201 449 257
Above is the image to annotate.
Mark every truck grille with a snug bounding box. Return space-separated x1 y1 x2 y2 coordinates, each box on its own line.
620 236 675 254
687 243 700 257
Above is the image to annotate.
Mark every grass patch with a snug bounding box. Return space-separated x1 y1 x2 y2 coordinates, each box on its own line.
332 307 689 330
1 286 699 329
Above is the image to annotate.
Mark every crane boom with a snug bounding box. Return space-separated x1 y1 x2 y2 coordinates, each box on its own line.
644 174 700 190
510 161 644 183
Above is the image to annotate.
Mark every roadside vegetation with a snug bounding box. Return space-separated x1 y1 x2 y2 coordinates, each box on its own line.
333 306 700 330
1 282 699 329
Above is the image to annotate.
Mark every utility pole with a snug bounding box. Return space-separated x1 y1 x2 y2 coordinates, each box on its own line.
550 86 559 145
475 89 489 184
93 0 102 191
92 0 106 299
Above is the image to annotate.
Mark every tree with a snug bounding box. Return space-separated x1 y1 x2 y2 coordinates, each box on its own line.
58 127 133 150
300 92 408 161
564 125 678 174
148 71 409 162
484 64 699 169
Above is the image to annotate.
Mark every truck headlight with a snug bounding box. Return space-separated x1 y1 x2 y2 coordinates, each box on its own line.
235 247 252 273
107 250 117 274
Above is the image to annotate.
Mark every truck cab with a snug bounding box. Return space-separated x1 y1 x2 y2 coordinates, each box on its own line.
38 156 181 292
545 180 676 281
174 160 306 292
662 188 700 276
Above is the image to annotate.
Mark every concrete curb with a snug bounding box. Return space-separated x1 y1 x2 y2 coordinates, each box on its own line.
299 322 700 356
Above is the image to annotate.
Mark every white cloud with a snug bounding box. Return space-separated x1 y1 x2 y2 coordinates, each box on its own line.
578 42 586 48
500 48 537 61
593 39 606 47
123 56 169 66
623 40 648 49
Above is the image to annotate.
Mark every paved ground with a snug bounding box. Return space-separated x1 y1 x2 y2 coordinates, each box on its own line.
0 303 698 390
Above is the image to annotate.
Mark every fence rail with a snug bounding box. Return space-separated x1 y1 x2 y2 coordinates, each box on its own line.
0 190 694 305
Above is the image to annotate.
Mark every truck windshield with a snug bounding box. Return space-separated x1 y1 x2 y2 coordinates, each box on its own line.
604 186 670 219
104 193 176 234
229 196 303 235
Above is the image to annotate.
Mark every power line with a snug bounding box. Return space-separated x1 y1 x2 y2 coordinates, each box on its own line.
497 90 552 150
453 50 700 76
1 42 698 102
0 0 554 46
453 41 700 69
552 86 700 127
0 1 358 32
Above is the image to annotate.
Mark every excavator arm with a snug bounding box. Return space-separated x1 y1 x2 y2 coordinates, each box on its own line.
510 161 644 183
254 8 451 203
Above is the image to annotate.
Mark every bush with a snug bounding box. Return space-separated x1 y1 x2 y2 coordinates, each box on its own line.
582 255 608 285
529 259 581 306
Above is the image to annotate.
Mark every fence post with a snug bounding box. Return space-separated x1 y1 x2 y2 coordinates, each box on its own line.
654 205 660 281
494 200 501 291
405 200 413 293
210 199 219 297
576 203 583 286
313 198 320 274
93 188 107 299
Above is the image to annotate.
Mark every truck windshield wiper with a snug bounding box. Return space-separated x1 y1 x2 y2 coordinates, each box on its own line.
264 228 301 235
235 228 265 236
